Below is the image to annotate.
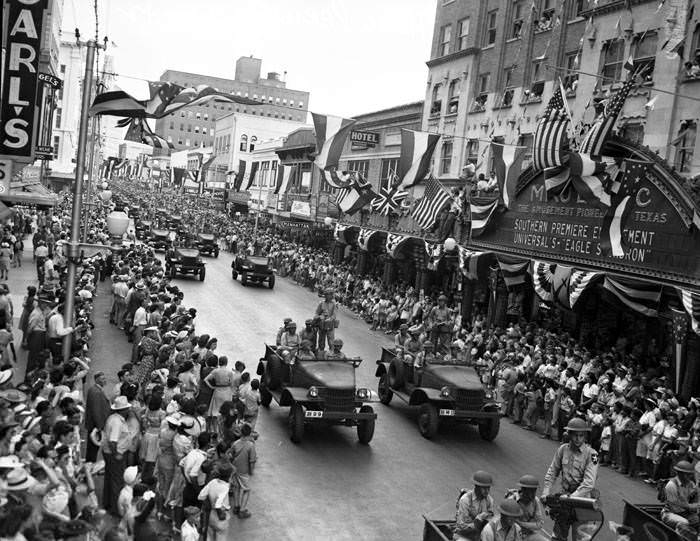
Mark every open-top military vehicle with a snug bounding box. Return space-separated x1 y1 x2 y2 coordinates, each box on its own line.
257 344 377 444
149 229 171 251
375 347 500 440
231 254 275 288
165 247 206 281
135 219 152 240
196 233 219 257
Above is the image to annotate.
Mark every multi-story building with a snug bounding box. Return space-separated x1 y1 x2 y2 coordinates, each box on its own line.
424 0 700 180
154 56 310 154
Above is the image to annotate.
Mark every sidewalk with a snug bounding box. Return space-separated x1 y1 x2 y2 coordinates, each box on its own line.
7 244 130 389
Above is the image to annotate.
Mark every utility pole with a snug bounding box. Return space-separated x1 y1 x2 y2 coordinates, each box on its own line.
82 115 98 242
63 40 97 362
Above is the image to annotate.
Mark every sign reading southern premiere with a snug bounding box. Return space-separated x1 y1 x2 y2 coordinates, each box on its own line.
350 130 379 149
475 171 700 284
0 0 49 162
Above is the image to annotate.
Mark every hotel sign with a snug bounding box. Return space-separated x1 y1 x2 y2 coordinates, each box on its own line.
350 130 379 149
473 170 700 287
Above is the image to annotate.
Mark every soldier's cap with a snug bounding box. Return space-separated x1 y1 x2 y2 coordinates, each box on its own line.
674 460 694 474
498 500 522 517
472 470 493 487
517 474 539 489
565 417 591 432
283 317 293 323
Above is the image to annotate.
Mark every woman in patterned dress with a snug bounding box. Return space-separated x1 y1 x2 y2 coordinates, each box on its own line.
139 394 165 479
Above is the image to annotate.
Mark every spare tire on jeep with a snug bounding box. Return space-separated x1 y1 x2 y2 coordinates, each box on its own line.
388 358 405 389
264 354 283 390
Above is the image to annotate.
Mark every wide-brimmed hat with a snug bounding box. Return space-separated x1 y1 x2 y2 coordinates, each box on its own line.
674 460 694 474
0 455 23 469
111 396 131 411
144 326 159 333
0 369 13 386
6 468 36 491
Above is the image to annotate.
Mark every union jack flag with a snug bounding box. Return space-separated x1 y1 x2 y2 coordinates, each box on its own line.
371 186 408 215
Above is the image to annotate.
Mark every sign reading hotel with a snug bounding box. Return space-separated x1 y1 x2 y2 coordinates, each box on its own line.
350 130 379 149
474 169 700 286
0 0 49 162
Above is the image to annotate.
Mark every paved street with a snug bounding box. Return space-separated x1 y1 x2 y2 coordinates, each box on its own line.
168 252 656 541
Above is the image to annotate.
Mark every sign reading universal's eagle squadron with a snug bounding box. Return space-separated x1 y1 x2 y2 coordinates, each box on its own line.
0 0 49 163
473 165 700 288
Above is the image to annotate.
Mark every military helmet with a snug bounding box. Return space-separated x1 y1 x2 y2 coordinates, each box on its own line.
498 500 522 518
472 470 493 487
517 474 539 489
566 417 591 432
332 338 343 347
674 460 695 474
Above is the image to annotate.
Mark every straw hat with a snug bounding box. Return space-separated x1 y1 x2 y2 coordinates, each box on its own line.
111 396 131 411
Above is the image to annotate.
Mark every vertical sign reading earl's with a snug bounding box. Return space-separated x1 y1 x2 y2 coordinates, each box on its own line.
0 0 48 161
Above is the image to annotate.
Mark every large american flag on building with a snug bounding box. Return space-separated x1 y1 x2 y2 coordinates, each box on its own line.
410 176 451 230
579 76 636 156
533 85 570 171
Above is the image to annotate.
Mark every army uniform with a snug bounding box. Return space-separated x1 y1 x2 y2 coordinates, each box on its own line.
543 443 599 540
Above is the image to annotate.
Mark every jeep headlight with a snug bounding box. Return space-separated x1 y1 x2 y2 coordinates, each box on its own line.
440 386 452 398
484 390 493 400
308 386 319 398
356 388 369 400
197 257 203 263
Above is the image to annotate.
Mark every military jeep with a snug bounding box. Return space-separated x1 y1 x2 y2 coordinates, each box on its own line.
231 254 275 288
149 229 172 251
196 233 219 257
375 347 500 440
256 344 377 444
135 220 152 240
165 247 206 281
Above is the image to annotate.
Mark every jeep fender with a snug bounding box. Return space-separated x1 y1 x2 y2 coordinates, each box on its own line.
375 361 388 378
256 359 266 376
408 387 445 406
483 401 500 412
279 387 311 407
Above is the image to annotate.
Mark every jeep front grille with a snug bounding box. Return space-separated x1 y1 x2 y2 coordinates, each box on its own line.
319 388 356 411
455 389 485 411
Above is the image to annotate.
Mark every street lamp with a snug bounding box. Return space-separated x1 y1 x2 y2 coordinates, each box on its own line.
99 189 112 204
106 211 129 245
444 237 457 251
324 216 334 227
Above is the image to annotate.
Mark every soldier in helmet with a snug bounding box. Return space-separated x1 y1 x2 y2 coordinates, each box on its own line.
300 319 318 353
315 289 338 351
276 317 293 346
481 500 523 541
296 339 317 361
454 471 495 541
429 294 454 349
323 338 347 360
506 475 547 541
542 417 599 541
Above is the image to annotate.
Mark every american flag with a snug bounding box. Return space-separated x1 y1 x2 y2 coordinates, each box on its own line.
410 176 452 230
533 85 569 170
579 76 636 156
678 288 700 335
371 185 408 215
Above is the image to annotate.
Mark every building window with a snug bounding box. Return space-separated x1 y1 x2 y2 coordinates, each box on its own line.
474 73 489 111
430 84 442 116
518 133 534 170
179 123 184 131
537 0 555 32
203 128 208 135
564 52 579 94
465 139 479 165
60 64 66 74
239 134 248 152
299 101 304 108
181 112 185 118
674 121 696 173
187 124 192 133
55 108 62 128
194 126 200 134
439 24 452 56
347 160 370 179
447 79 460 114
440 141 453 175
380 158 400 189
530 61 545 99
633 32 657 82
188 111 193 119
250 136 257 152
290 100 295 106
260 161 270 186
169 121 174 130
167 136 173 143
52 136 60 159
196 112 201 120
511 1 524 39
204 114 209 121
458 18 470 50
691 24 700 66
621 123 645 146
485 10 498 46
178 139 183 145
500 67 515 106
601 39 626 84
185 138 191 147
573 0 585 17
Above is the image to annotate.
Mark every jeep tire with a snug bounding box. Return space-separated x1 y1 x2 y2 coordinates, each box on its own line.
288 402 304 443
388 359 405 389
260 385 272 407
231 270 238 280
479 417 500 442
418 403 439 439
268 275 275 289
357 405 375 444
199 268 206 281
241 273 248 286
377 374 393 405
264 356 283 391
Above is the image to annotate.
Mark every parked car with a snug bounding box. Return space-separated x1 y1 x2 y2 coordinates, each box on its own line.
196 233 219 257
374 347 500 440
149 229 172 251
231 254 275 288
256 344 377 444
165 247 206 281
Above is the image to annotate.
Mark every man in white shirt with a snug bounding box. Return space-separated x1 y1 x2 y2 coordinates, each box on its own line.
131 298 148 363
47 304 74 362
181 432 212 508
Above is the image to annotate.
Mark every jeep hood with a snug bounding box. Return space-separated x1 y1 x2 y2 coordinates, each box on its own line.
298 361 355 389
426 365 483 391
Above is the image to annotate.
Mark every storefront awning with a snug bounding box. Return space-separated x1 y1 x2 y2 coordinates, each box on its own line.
1 183 58 207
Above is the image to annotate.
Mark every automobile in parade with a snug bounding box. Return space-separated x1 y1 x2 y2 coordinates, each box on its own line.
135 219 152 240
375 347 500 440
231 254 275 288
148 228 172 251
196 233 220 257
256 344 377 444
165 247 206 281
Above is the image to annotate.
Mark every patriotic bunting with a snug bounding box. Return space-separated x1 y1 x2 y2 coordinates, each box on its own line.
497 257 530 288
411 176 451 230
371 186 409 215
333 224 348 243
677 288 700 335
567 152 614 210
386 233 409 258
532 260 555 301
244 162 259 191
233 160 247 191
358 228 378 251
551 264 574 308
397 130 441 189
274 165 294 194
425 242 445 271
491 142 526 208
671 307 689 394
568 270 601 307
320 167 357 189
469 200 499 237
602 276 661 317
533 84 570 171
458 247 484 280
89 87 148 117
544 166 570 198
337 181 377 216
311 114 356 172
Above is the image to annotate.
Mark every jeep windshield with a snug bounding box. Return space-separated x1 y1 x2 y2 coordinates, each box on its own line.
247 256 269 266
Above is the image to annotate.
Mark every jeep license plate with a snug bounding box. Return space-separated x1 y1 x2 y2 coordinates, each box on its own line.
439 409 456 416
305 410 323 418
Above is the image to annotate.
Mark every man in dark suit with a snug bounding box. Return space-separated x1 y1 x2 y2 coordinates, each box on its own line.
85 371 110 462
